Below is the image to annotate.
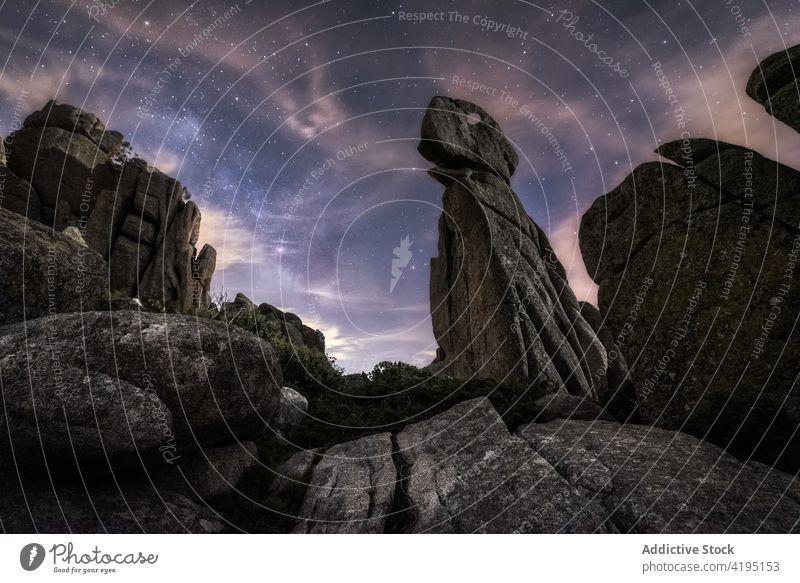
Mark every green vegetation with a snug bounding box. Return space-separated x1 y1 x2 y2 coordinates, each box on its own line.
287 360 541 452
214 296 543 451
219 304 345 394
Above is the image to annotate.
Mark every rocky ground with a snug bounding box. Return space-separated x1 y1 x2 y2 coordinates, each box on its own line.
0 46 798 533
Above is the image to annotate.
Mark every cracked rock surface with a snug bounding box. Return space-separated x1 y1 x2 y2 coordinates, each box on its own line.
422 96 610 398
292 433 396 534
516 419 800 533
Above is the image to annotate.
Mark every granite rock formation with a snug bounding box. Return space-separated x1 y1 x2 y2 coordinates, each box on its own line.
579 48 800 472
2 100 216 312
220 292 326 354
0 102 327 533
272 387 309 439
746 43 800 132
421 96 609 398
516 419 800 533
0 151 41 220
280 398 799 533
292 433 396 534
0 208 106 325
393 398 611 533
0 308 300 532
0 310 284 471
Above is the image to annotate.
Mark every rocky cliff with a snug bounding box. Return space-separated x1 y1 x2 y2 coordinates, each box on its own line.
580 44 800 472
0 304 304 532
1 100 215 311
262 49 800 534
0 101 312 533
421 96 610 400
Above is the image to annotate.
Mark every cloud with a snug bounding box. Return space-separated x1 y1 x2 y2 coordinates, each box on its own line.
318 322 438 373
134 146 184 175
278 67 349 140
548 213 599 305
195 203 268 271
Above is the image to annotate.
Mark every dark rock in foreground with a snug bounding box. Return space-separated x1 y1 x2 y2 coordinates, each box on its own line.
0 311 284 471
516 420 800 533
0 208 106 325
0 483 225 534
152 442 260 501
292 433 396 534
283 398 799 533
395 398 611 533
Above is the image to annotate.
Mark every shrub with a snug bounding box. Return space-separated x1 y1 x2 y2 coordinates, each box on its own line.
287 361 543 452
216 304 344 393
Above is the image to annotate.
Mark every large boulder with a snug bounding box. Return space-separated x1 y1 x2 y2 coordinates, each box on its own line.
516 420 800 533
0 163 41 221
23 99 124 155
267 448 321 501
4 125 116 228
0 311 284 471
421 96 609 397
270 387 308 438
394 398 611 533
579 138 800 472
274 399 800 533
0 208 106 325
418 96 518 181
746 43 800 133
292 433 396 533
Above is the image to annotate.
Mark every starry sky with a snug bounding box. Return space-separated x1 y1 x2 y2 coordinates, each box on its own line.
1 0 798 372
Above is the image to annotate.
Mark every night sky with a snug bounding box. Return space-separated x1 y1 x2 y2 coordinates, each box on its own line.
1 0 798 372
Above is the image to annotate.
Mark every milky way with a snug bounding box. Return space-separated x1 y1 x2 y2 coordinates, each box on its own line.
0 0 797 371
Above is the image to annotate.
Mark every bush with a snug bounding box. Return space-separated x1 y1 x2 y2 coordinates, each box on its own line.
287 360 544 452
218 305 344 393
